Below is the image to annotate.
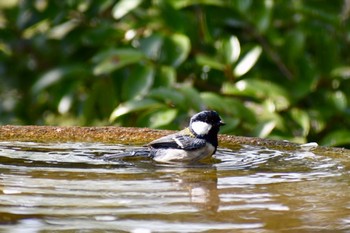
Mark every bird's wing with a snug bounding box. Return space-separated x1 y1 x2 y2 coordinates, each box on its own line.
148 132 206 151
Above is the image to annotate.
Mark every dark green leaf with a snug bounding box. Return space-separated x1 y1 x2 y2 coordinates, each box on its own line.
161 33 190 67
139 34 164 61
200 92 227 112
196 55 225 71
290 108 310 136
122 64 154 100
92 49 144 75
153 66 176 87
178 86 203 111
320 130 350 147
148 87 186 108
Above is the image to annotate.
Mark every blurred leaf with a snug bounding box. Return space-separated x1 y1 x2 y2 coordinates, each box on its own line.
221 36 241 64
200 92 227 112
112 0 143 19
148 87 186 108
158 0 186 32
168 0 225 9
122 64 154 100
31 66 88 94
58 93 73 115
148 108 178 128
0 0 18 8
320 130 350 147
22 19 50 39
178 86 204 111
32 69 65 93
48 20 79 39
196 55 225 71
0 42 11 55
109 99 162 122
224 98 256 124
285 30 305 63
290 108 310 136
308 109 327 134
233 0 253 12
139 34 164 61
291 57 318 99
253 120 276 138
219 118 240 134
254 0 273 33
259 100 285 130
161 33 191 67
309 30 337 73
330 91 347 112
331 66 350 80
222 79 290 111
92 49 144 75
83 79 118 122
234 46 262 77
153 66 176 87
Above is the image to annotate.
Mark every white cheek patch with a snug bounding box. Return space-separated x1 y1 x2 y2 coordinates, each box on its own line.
191 121 212 136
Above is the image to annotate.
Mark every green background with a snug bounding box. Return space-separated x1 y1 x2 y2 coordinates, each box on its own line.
1 0 350 147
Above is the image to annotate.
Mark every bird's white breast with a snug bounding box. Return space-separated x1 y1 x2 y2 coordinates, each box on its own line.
153 143 215 163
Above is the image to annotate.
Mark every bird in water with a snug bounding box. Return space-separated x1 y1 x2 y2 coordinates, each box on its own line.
105 110 225 163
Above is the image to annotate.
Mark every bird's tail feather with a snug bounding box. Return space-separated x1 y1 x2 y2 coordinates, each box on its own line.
102 149 152 161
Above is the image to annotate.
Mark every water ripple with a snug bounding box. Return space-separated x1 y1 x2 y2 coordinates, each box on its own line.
0 141 349 232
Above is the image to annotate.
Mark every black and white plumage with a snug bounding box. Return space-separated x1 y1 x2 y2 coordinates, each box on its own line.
106 110 225 163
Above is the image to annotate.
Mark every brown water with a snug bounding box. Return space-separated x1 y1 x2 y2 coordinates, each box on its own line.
0 141 349 232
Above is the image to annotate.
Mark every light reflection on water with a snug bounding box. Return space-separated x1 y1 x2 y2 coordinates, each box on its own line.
0 141 349 232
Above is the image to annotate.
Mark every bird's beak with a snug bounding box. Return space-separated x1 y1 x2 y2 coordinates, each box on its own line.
219 121 225 126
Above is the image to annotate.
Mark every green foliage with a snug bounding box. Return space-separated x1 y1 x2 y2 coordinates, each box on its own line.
1 0 350 147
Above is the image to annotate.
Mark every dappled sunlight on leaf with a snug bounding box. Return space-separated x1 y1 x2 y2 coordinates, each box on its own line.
331 66 350 80
31 66 88 94
222 36 241 64
234 46 262 77
253 120 276 138
109 99 162 122
222 80 290 111
148 108 178 128
48 20 79 39
196 55 225 71
58 94 73 115
112 0 143 19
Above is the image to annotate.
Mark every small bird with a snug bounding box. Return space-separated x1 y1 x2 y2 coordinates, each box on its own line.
105 110 225 163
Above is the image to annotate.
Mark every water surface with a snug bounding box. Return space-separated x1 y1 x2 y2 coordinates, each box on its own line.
0 141 349 232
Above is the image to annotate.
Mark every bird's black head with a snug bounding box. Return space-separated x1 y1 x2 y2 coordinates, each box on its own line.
189 110 225 141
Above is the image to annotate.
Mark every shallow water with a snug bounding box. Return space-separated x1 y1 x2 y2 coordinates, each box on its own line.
0 141 349 232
